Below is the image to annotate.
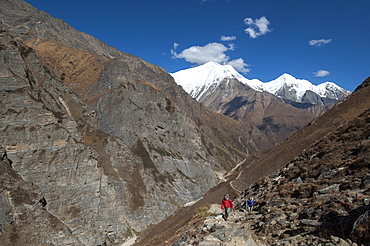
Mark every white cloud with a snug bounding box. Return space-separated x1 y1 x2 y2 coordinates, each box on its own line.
170 43 179 56
244 16 272 38
227 58 250 73
244 27 258 38
309 39 332 47
228 43 235 51
172 42 250 73
221 35 236 41
172 43 229 65
313 70 330 77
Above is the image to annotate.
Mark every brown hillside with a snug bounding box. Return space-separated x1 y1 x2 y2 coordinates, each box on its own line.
33 40 108 96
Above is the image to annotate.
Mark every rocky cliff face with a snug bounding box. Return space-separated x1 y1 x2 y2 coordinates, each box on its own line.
0 0 256 245
0 153 81 245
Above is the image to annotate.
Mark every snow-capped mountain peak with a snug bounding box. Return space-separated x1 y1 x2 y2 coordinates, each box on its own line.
263 74 319 100
171 61 240 87
171 62 261 100
171 62 351 102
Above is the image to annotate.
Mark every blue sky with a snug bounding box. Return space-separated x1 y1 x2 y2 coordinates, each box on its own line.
24 0 370 91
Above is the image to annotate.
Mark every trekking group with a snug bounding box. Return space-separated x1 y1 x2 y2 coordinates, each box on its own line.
220 194 256 221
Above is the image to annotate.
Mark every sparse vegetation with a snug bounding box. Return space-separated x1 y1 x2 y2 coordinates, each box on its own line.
131 139 171 184
194 203 211 218
14 126 25 132
3 125 9 132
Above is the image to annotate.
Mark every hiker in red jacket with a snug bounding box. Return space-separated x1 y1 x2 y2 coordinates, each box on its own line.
220 194 234 221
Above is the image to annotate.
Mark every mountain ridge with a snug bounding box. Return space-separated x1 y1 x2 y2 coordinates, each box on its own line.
171 61 351 146
171 61 351 103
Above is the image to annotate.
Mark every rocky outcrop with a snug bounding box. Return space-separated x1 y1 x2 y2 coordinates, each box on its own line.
171 203 368 246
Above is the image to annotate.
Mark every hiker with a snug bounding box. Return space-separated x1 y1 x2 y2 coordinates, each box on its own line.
247 197 255 212
220 194 234 221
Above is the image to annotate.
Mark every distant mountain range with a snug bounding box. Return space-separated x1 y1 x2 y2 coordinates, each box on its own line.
171 61 351 107
171 62 352 145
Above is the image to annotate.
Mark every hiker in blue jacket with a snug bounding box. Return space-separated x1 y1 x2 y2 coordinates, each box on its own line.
247 197 255 212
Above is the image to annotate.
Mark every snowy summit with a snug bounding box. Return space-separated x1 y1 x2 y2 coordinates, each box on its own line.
170 62 261 100
170 62 351 102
